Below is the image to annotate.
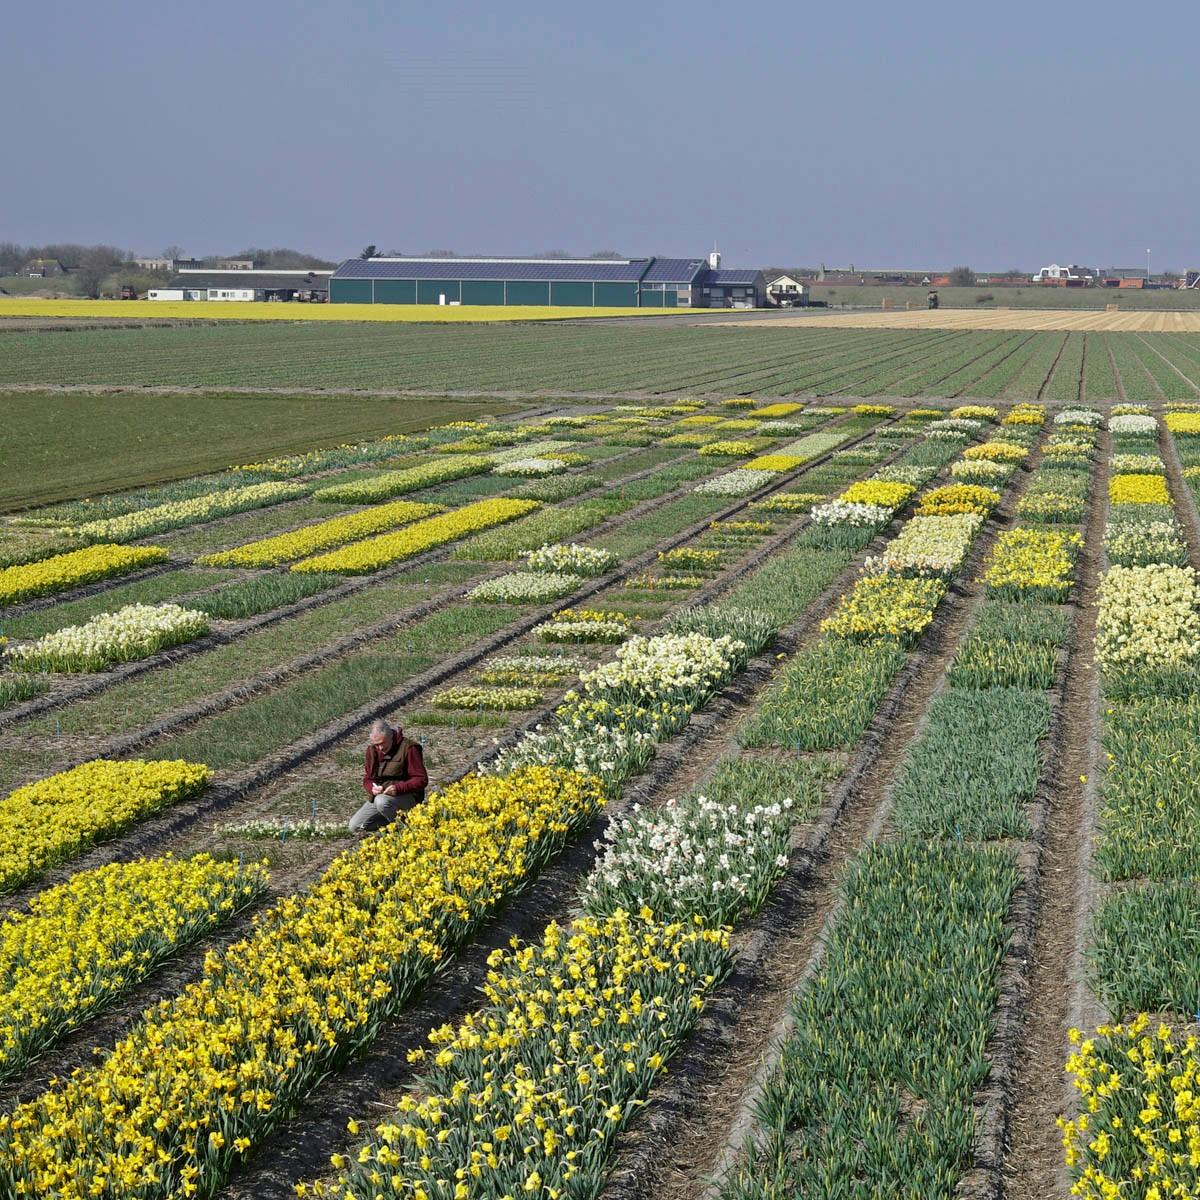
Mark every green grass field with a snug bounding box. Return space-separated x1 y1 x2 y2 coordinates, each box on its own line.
5 322 1200 404
0 391 521 510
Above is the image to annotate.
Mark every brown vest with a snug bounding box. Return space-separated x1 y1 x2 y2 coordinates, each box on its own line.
372 736 425 800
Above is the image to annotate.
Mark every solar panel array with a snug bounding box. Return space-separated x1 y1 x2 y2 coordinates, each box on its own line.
640 258 707 283
333 258 650 282
708 269 762 285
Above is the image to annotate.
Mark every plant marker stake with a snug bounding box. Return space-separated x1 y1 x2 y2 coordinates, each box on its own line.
311 797 317 823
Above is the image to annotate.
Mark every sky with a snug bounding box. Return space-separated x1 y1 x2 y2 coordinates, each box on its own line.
4 0 1199 271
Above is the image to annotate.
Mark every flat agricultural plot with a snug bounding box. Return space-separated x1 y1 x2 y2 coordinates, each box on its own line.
0 298 688 323
0 400 1195 1200
721 307 1200 332
0 391 522 510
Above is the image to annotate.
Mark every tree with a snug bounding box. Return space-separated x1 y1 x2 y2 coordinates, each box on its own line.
425 249 455 257
949 266 977 287
161 245 186 260
360 245 377 260
589 250 624 259
539 249 571 259
76 246 124 297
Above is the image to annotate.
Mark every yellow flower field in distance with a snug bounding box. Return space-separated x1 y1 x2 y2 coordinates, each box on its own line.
0 299 702 323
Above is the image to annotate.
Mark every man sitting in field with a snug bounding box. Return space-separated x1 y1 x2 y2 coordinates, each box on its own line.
348 717 428 834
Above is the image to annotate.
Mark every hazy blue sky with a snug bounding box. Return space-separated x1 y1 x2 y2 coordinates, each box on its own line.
6 1 1197 270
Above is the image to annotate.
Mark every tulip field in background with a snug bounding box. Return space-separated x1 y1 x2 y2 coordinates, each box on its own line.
0 382 1197 1200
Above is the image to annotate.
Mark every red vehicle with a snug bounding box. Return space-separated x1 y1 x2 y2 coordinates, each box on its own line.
119 284 138 300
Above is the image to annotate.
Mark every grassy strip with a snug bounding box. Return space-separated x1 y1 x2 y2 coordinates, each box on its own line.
16 568 479 741
0 389 521 512
188 573 341 620
739 639 907 750
0 678 45 712
1094 695 1200 881
1089 882 1200 1016
145 604 516 770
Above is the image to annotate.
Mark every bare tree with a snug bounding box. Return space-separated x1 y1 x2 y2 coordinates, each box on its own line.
949 265 977 287
540 249 571 259
76 246 125 297
161 245 186 260
589 250 624 259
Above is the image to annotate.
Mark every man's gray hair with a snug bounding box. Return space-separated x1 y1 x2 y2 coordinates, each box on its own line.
369 718 394 738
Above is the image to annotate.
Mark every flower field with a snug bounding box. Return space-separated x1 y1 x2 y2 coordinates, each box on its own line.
2 394 1198 1200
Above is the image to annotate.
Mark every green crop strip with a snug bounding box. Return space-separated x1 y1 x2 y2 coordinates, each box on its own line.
890 687 1049 839
723 842 1020 1200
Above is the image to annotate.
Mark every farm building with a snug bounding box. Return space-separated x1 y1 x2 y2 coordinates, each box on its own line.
149 269 331 302
20 258 66 277
328 252 764 308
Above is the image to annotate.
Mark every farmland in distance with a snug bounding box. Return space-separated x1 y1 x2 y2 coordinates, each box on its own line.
7 319 1200 402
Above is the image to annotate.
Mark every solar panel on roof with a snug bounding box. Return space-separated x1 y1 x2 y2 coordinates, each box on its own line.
332 258 648 282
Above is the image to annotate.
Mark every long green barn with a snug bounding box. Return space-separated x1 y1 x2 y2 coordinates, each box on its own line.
327 254 763 308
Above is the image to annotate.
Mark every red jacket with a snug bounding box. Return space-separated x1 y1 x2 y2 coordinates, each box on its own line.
362 730 428 797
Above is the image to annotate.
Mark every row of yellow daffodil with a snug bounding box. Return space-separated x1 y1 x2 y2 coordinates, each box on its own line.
197 499 444 567
290 498 540 574
1164 411 1200 435
1002 403 1046 426
1059 1018 1200 1199
979 528 1083 602
915 483 1003 517
0 853 267 1081
303 909 729 1200
820 574 948 645
312 455 494 505
753 401 805 417
0 766 602 1199
0 543 167 607
742 454 808 473
0 759 209 894
838 479 917 512
950 404 1000 422
961 440 1029 464
1109 472 1172 505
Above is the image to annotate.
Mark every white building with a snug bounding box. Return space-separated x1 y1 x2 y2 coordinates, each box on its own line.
1032 263 1095 283
764 274 808 306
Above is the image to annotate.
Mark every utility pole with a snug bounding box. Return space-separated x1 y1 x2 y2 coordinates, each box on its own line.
1147 248 1152 281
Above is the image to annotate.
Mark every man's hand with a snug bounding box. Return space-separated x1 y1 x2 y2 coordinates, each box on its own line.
371 783 383 795
383 785 398 796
